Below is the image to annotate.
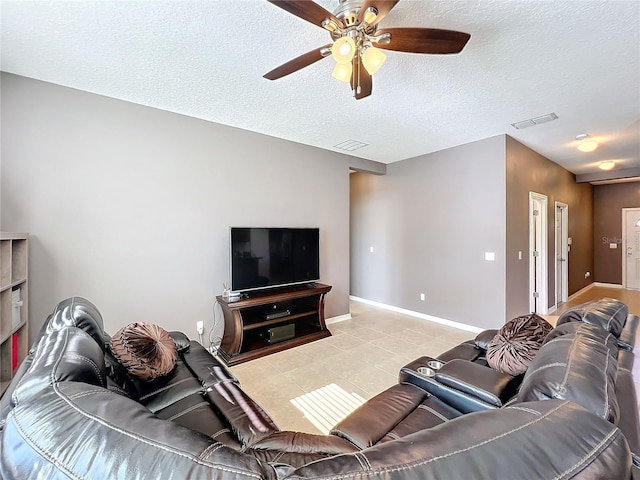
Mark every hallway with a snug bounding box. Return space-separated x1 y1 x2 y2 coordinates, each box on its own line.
555 285 640 315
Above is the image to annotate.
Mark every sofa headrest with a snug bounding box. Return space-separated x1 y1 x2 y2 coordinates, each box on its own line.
516 323 620 424
13 327 107 408
43 297 109 349
556 297 627 338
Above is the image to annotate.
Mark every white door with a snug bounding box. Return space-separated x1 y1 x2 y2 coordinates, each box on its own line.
623 208 640 290
555 202 568 306
530 192 548 314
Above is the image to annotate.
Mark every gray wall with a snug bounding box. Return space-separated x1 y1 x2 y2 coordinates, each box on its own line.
350 136 507 330
0 73 383 343
505 136 594 318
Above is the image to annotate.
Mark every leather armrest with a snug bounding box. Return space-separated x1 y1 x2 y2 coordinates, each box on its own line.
330 384 428 449
251 431 358 454
435 359 520 407
619 314 639 351
474 329 498 350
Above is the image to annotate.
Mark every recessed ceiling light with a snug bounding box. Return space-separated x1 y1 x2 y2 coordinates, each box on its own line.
576 133 598 152
599 161 615 171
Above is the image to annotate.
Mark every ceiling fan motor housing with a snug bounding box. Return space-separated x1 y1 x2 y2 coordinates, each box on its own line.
333 0 375 36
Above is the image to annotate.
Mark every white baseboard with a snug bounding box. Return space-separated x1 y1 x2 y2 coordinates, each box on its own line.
593 282 623 288
349 296 483 333
326 313 352 325
567 283 595 302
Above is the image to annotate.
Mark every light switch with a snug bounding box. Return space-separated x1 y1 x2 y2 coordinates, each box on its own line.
518 251 522 260
369 246 374 253
485 252 495 261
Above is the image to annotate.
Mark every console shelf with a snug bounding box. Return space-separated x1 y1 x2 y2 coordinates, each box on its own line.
216 283 332 366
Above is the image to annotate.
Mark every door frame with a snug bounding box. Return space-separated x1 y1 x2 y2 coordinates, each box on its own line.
622 207 640 289
554 202 569 307
529 192 548 314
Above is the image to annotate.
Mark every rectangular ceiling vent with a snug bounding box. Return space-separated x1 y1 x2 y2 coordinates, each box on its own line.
511 112 558 130
334 139 368 151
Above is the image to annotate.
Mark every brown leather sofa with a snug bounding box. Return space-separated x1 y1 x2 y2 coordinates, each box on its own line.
0 297 636 479
331 297 640 456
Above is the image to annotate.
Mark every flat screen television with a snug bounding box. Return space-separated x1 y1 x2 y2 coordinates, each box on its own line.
230 227 320 293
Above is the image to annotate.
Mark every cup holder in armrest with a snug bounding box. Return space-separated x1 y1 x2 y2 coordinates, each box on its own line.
417 360 446 377
427 360 445 370
417 367 436 377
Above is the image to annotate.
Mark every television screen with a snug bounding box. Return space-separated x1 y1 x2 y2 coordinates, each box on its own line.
230 227 320 292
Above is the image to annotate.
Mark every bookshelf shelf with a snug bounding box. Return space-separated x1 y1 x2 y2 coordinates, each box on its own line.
0 233 29 397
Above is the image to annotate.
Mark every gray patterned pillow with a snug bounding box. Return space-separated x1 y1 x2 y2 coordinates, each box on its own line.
486 314 553 376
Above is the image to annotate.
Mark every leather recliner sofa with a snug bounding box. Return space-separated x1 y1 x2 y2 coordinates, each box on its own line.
330 297 639 457
0 297 636 479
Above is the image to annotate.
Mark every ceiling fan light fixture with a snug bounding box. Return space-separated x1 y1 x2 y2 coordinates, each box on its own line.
361 46 386 75
322 18 340 33
599 161 615 171
332 62 352 82
331 36 356 64
363 7 378 25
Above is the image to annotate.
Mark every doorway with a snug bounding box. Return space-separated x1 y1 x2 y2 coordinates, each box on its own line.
622 208 640 290
555 202 569 307
529 192 548 314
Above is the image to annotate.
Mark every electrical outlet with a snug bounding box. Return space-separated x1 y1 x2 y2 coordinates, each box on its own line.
197 321 204 335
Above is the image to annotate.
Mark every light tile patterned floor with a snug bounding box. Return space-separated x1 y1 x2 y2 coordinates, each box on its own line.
230 300 474 434
230 287 640 434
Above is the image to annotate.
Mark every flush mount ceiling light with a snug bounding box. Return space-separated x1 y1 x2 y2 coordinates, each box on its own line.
598 161 615 171
263 0 471 100
576 134 598 152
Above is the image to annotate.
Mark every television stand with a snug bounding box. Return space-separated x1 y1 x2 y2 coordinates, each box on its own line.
216 283 332 366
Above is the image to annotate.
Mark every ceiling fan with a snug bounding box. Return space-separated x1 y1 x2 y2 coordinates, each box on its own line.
263 0 471 100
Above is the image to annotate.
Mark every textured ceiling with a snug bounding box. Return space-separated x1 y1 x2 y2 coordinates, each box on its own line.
1 0 639 177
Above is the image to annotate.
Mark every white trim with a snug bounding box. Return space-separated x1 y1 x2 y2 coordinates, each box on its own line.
622 208 640 289
349 296 484 333
554 201 569 308
593 282 623 289
529 192 548 314
566 283 594 302
326 313 352 325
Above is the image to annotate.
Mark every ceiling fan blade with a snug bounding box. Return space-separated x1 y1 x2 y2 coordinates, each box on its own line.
267 0 344 29
351 58 372 100
357 0 400 27
264 44 332 80
375 28 471 54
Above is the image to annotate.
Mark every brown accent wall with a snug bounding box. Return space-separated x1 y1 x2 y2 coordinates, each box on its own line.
505 136 594 318
593 182 640 284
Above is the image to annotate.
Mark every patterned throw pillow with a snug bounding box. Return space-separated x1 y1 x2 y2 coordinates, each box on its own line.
111 323 177 381
486 314 553 376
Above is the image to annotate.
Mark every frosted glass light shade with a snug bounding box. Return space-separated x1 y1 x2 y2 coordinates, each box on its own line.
332 62 352 82
577 140 598 152
362 46 386 75
598 161 615 170
363 8 378 24
331 37 356 64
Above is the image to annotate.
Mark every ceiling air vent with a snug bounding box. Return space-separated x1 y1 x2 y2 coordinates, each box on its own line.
334 140 368 151
511 112 558 130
